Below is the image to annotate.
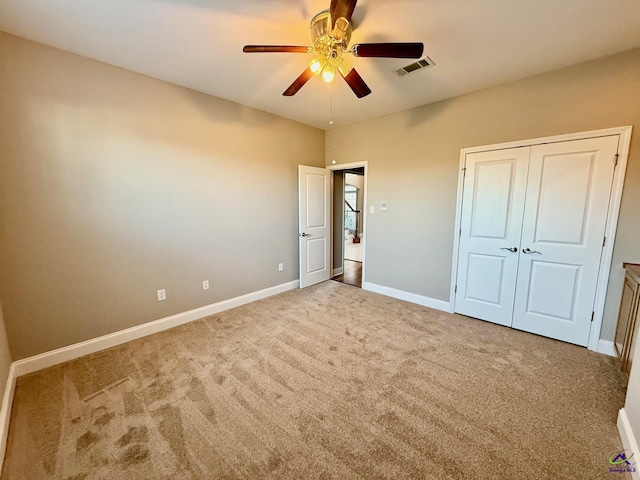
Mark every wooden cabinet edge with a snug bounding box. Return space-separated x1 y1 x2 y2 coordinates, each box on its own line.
616 263 640 379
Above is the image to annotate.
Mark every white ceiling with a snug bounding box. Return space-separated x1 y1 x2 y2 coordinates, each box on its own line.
1 0 639 130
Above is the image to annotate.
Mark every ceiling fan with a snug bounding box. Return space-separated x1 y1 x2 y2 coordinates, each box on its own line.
243 0 424 98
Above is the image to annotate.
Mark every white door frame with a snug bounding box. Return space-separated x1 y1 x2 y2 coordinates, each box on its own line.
450 126 633 352
328 161 369 285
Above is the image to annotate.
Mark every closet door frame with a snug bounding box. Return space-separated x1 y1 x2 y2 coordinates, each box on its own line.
450 125 633 353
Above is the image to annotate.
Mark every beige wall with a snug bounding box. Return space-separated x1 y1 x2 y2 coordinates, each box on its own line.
327 49 640 342
0 33 325 359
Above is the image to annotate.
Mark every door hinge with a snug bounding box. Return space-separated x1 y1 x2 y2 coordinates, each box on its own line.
591 311 595 322
614 153 619 166
459 228 462 238
602 236 606 247
455 285 458 293
462 167 467 178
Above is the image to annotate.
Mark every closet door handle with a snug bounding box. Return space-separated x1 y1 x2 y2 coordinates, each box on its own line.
522 248 542 255
500 247 518 253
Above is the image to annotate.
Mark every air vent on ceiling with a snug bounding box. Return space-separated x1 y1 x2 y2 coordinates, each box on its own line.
396 57 435 77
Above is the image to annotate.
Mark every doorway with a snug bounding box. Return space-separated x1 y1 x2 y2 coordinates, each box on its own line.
330 165 366 288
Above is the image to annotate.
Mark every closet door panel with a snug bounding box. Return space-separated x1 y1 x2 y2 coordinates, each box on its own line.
512 136 619 346
454 147 530 326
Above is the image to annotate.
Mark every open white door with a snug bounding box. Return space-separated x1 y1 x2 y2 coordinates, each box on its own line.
299 165 331 288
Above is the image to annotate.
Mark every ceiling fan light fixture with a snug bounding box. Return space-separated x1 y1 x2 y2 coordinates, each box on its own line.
309 56 326 75
321 65 335 83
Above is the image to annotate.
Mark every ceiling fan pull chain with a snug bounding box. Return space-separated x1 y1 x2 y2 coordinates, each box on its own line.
329 81 336 125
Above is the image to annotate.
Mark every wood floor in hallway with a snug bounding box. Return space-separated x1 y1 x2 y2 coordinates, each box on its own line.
332 259 362 288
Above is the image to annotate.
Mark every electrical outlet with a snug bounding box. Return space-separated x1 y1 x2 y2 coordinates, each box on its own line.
157 289 166 301
278 263 284 272
202 280 210 291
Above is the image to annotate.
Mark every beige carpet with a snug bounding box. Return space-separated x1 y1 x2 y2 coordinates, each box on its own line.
2 281 629 479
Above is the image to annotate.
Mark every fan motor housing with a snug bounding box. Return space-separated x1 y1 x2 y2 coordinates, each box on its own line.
310 9 352 50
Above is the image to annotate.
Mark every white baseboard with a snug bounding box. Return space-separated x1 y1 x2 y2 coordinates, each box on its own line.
362 281 450 313
597 339 616 357
13 280 299 377
617 408 640 479
360 283 616 354
0 364 17 474
332 267 344 277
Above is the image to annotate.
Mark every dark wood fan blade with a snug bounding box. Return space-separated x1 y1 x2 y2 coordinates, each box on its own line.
243 45 311 53
283 68 315 96
330 0 357 29
352 42 424 59
341 68 371 98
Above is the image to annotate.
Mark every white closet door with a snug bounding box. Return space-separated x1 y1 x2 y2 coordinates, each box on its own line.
454 147 530 326
512 136 619 346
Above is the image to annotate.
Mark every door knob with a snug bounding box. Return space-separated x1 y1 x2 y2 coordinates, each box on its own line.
299 232 311 237
522 248 542 255
500 247 518 253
